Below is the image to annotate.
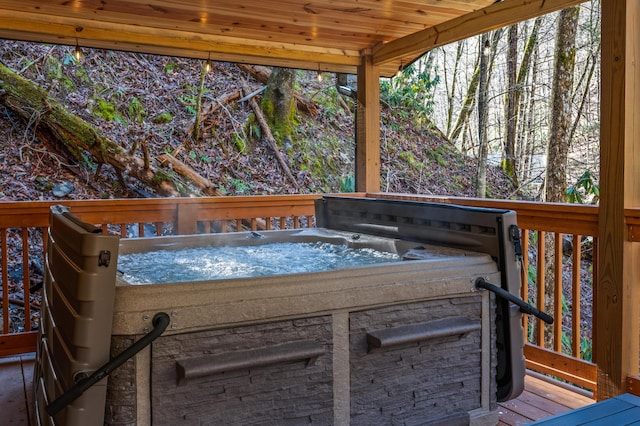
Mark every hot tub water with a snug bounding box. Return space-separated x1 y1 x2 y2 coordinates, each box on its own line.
117 241 401 284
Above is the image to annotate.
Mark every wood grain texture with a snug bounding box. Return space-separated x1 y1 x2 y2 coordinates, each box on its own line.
0 0 500 75
372 0 586 66
356 56 381 192
597 0 640 400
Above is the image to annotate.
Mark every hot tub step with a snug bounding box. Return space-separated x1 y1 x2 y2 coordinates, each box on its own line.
366 316 480 351
175 340 326 385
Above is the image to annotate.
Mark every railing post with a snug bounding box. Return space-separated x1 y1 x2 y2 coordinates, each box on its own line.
597 0 640 400
355 54 381 193
176 202 198 235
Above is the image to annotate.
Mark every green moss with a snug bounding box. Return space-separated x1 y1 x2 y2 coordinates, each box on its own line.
152 112 172 124
260 95 297 145
232 133 248 153
92 98 121 122
260 97 275 119
152 169 174 184
164 61 178 74
127 97 146 123
426 146 448 166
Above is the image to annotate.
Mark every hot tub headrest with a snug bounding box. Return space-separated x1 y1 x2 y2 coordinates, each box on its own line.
51 204 102 234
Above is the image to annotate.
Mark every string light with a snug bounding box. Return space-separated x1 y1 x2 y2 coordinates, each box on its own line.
205 52 211 72
395 61 403 78
483 39 491 56
317 65 323 82
74 38 82 61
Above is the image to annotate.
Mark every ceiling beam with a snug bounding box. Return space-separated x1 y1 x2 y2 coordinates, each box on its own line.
0 10 360 73
372 0 587 66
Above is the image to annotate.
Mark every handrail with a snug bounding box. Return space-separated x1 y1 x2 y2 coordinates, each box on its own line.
475 278 553 325
46 312 170 416
2 194 640 396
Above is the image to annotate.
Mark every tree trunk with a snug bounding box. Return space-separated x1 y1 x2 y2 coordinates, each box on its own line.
476 32 491 198
448 56 479 144
475 29 504 197
516 17 543 186
546 6 580 203
0 61 182 196
444 43 464 137
236 64 318 116
191 60 209 144
521 47 539 189
502 24 518 185
262 67 297 143
543 5 580 348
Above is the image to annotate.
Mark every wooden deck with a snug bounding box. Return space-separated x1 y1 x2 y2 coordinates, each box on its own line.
1 353 35 426
1 353 594 425
498 374 595 425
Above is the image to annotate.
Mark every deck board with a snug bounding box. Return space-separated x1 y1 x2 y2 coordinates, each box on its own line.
0 353 35 425
0 356 599 425
497 374 595 425
528 393 640 425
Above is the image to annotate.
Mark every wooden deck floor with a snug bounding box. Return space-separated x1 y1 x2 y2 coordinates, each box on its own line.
498 374 595 425
1 353 35 426
1 353 594 425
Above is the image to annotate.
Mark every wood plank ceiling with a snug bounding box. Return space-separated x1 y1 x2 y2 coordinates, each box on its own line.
0 0 497 76
0 0 585 76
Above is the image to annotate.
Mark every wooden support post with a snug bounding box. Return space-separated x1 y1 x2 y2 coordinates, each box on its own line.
597 0 640 400
176 202 198 235
355 54 381 192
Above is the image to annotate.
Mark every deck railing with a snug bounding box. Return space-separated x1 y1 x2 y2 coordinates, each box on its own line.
377 193 599 393
0 195 321 356
1 193 637 395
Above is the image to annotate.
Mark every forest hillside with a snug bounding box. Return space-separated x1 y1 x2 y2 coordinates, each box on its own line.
0 41 515 202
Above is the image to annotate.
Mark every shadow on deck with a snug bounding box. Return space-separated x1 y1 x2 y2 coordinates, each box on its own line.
1 353 594 425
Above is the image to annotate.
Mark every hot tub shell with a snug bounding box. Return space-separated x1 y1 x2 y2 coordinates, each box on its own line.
34 196 525 425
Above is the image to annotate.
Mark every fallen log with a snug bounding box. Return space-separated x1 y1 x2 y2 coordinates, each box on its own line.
158 152 274 230
158 153 224 196
187 88 244 140
0 62 181 196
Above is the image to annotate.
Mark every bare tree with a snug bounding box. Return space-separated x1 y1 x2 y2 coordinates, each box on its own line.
448 55 479 145
444 43 464 137
516 17 544 189
476 32 491 198
542 5 581 349
476 29 504 197
502 24 519 185
545 6 580 203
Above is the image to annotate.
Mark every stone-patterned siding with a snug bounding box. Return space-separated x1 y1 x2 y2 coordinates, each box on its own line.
350 296 489 425
150 316 333 425
105 336 138 426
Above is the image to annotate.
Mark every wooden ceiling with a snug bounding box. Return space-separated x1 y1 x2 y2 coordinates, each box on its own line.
0 0 584 77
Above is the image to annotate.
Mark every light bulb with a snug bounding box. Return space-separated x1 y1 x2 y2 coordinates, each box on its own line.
483 40 490 56
396 64 403 78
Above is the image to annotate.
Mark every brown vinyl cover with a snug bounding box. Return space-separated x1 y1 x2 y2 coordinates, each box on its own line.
34 205 119 426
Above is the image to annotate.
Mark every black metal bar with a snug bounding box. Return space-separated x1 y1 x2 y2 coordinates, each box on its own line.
46 312 170 416
475 277 554 325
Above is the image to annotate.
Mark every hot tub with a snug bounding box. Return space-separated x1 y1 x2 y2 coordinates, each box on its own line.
34 196 527 426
